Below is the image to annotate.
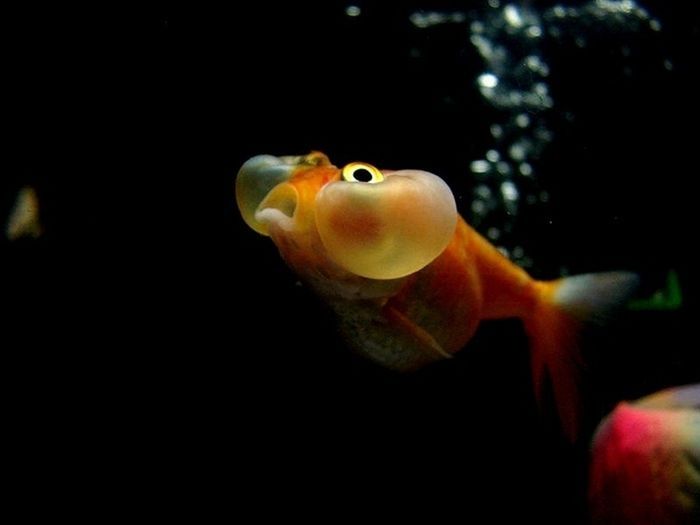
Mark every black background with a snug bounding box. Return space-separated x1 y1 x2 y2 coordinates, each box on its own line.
4 1 699 521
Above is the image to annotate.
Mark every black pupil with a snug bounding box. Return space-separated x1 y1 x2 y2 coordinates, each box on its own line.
353 168 373 182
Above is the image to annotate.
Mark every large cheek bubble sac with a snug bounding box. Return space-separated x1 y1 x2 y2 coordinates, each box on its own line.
236 155 296 235
315 170 457 279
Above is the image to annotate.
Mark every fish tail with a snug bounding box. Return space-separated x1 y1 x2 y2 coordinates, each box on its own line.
524 272 639 442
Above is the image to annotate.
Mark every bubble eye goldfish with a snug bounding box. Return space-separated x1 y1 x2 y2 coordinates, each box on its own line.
236 151 638 441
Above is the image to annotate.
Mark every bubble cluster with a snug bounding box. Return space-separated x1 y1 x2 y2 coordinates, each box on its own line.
543 0 661 41
465 0 660 268
407 1 669 270
409 11 466 29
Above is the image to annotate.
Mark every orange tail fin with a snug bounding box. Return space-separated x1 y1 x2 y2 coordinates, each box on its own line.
524 272 639 443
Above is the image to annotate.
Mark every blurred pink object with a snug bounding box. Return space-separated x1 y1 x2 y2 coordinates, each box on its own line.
589 384 700 524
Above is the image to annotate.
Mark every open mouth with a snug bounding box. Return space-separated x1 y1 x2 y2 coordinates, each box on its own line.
255 182 298 232
236 155 298 235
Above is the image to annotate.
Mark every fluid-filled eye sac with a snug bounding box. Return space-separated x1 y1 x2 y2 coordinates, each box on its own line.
315 170 457 279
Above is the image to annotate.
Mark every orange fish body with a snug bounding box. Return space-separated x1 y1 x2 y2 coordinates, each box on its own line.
236 151 638 441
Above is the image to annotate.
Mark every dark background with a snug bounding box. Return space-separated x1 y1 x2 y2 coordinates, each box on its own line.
4 1 699 521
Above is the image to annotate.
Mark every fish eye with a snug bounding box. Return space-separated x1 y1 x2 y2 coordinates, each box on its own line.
341 162 384 184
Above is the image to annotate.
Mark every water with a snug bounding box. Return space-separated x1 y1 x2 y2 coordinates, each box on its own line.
408 1 675 275
3 1 699 521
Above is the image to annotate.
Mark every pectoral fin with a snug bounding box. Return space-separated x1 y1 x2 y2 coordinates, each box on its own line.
382 305 453 362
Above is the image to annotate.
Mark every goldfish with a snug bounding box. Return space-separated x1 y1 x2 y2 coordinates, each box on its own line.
589 383 700 524
236 151 638 441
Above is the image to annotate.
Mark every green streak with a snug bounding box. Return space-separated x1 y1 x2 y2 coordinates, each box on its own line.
628 270 683 311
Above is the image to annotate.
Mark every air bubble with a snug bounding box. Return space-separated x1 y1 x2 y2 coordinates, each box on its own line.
552 5 566 18
496 161 512 175
478 73 499 88
504 5 524 28
345 5 361 17
515 113 530 128
526 25 542 38
509 143 526 161
475 185 492 199
501 181 519 201
472 200 487 216
470 160 491 173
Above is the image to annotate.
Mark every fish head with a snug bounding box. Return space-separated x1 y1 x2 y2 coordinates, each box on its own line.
236 151 457 290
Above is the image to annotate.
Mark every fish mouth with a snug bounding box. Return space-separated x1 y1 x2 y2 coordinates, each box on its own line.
236 155 297 235
255 182 298 232
236 152 328 235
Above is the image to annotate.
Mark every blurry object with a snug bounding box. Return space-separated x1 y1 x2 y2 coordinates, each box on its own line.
462 0 665 270
628 270 683 311
409 10 466 29
589 384 700 524
5 186 42 241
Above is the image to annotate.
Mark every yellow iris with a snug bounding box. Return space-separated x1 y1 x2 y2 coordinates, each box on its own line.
341 162 384 184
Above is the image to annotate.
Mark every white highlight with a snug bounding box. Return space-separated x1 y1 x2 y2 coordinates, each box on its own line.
509 143 526 161
515 113 530 128
504 5 524 28
478 73 499 88
345 5 361 17
410 11 466 28
526 25 542 38
501 181 519 201
470 160 490 173
519 163 533 176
